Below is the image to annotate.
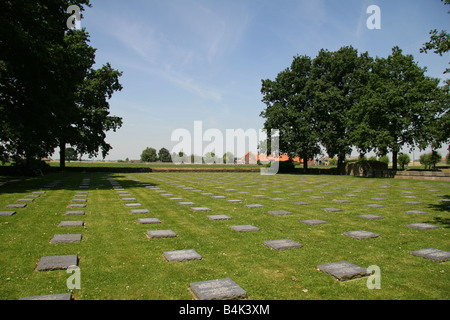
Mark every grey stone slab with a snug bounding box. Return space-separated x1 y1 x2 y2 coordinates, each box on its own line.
169 197 184 200
0 211 16 216
207 215 231 220
406 210 429 215
26 194 40 198
322 208 343 212
343 230 379 239
19 293 72 300
147 230 177 238
179 202 195 205
65 210 85 216
125 203 142 207
6 204 27 209
73 194 87 198
130 209 150 214
189 278 247 300
301 219 328 225
268 210 292 216
50 234 82 243
212 196 226 199
404 201 423 205
230 225 260 232
371 198 387 201
138 218 161 224
244 204 264 208
357 214 384 220
17 198 34 202
270 198 285 201
333 200 352 203
406 223 440 230
410 248 450 262
121 198 137 201
365 204 385 208
227 199 243 203
293 202 310 206
32 191 46 194
163 249 202 262
191 207 211 212
263 239 303 251
36 255 78 271
71 198 87 202
118 193 132 197
68 204 86 208
58 221 84 227
317 261 369 281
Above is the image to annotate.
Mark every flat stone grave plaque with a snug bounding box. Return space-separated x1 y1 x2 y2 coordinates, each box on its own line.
293 202 310 206
212 196 226 199
68 204 86 208
404 201 423 205
245 204 264 208
17 198 34 202
163 249 202 262
343 230 379 239
252 195 265 198
310 196 324 199
322 208 343 212
6 204 26 209
270 198 285 201
317 261 369 281
19 293 72 300
73 194 87 198
371 198 387 201
343 194 357 197
36 255 78 271
207 215 231 220
58 221 84 227
333 200 352 203
50 234 82 243
406 223 440 230
130 209 150 214
201 193 213 195
263 239 303 251
121 198 137 201
125 203 142 207
357 214 383 220
410 248 450 262
301 219 328 225
118 193 132 197
268 210 292 215
365 204 385 208
179 202 195 205
227 199 243 203
26 194 40 198
406 210 428 215
189 278 247 300
138 218 161 224
71 198 86 202
0 211 16 216
191 207 211 212
33 191 46 194
230 225 260 232
169 197 184 200
65 210 85 216
147 230 177 238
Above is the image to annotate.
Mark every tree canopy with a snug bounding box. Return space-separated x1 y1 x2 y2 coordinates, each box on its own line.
261 45 448 170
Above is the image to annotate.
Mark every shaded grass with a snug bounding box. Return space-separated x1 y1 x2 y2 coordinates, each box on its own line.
0 172 448 300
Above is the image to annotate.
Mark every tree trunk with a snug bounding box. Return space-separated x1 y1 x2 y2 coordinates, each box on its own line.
392 150 398 171
303 156 308 170
59 141 66 169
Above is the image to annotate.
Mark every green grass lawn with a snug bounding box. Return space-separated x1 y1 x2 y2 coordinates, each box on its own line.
0 171 448 300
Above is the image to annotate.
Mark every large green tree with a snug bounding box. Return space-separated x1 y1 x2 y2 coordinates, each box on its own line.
0 0 91 164
357 47 442 169
310 46 372 171
261 55 321 169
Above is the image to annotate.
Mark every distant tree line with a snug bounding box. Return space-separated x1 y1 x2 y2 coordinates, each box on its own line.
140 148 235 164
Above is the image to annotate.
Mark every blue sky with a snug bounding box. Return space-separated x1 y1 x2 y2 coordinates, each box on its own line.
78 0 449 161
